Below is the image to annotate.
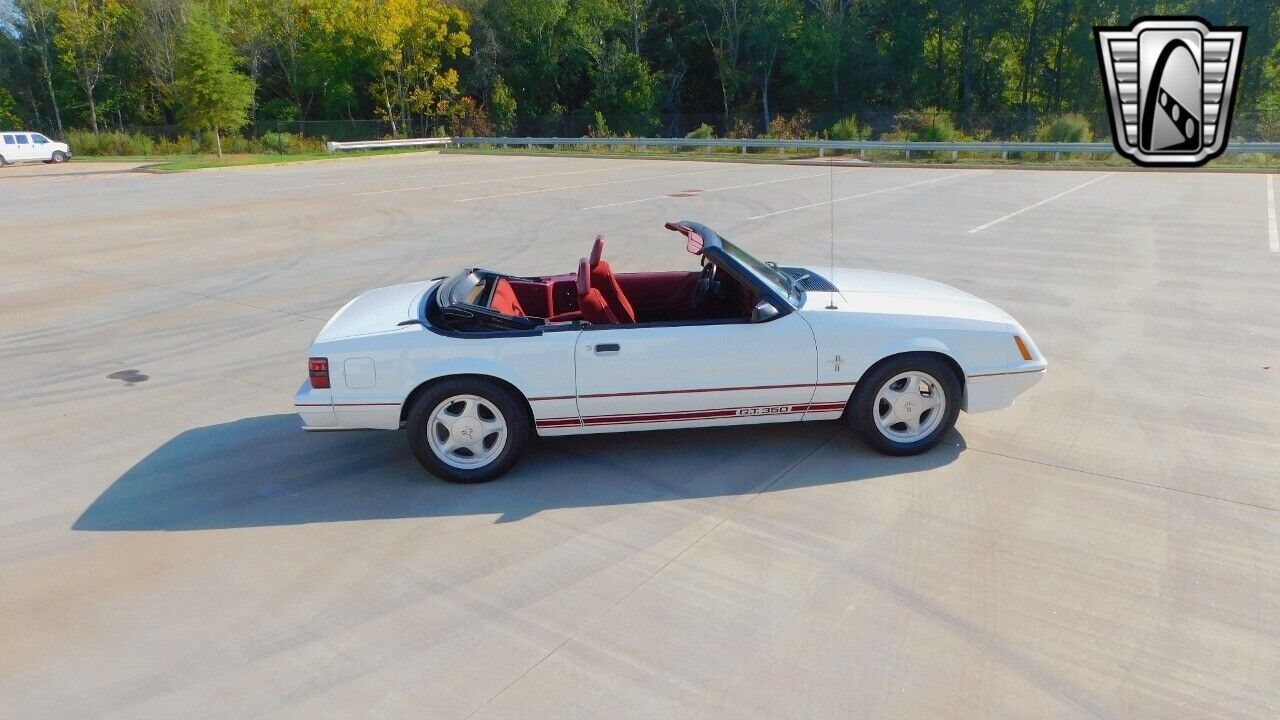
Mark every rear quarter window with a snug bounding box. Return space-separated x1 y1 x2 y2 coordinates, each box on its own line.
2 135 14 145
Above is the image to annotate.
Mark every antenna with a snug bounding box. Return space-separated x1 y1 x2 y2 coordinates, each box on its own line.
825 162 837 310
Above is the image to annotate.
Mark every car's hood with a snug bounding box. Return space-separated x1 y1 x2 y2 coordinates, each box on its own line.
315 280 434 341
796 267 1015 325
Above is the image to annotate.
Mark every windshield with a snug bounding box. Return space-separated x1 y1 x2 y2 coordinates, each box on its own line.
720 239 801 306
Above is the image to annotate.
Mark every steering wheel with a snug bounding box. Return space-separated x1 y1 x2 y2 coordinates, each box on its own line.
691 259 719 309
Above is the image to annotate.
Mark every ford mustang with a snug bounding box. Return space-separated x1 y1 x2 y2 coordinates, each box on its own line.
295 222 1046 482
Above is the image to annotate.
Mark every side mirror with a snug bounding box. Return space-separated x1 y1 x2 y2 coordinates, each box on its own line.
751 299 780 323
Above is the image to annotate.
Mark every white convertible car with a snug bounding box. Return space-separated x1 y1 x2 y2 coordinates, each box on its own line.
295 222 1045 482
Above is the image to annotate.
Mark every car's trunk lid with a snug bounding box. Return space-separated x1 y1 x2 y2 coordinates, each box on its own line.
314 280 433 341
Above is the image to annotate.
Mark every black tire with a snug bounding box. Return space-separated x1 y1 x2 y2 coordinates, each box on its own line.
405 377 530 483
0 155 8 166
848 353 962 456
51 151 68 163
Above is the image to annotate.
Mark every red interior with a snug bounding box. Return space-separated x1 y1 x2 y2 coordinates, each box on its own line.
489 279 526 317
576 257 618 324
505 279 551 317
481 235 753 324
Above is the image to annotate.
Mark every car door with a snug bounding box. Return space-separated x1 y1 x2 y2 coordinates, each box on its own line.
12 134 33 161
30 134 51 160
572 312 819 431
1 134 17 161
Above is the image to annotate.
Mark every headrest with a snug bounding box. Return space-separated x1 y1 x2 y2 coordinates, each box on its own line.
590 235 604 267
577 258 590 295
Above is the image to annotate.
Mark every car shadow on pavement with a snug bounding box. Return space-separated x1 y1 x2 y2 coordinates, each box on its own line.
73 414 964 531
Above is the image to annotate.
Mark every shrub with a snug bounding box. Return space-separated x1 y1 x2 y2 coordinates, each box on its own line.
725 117 755 139
586 110 611 138
441 97 494 137
891 107 960 142
258 131 294 153
765 110 814 140
61 128 325 157
827 114 864 141
489 77 517 136
1036 113 1093 143
685 123 714 140
64 130 155 156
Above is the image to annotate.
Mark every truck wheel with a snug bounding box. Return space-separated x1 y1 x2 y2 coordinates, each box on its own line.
849 354 961 456
406 378 529 483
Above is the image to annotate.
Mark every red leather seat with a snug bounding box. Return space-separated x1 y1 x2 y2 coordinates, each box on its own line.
489 278 525 316
588 235 636 323
577 258 619 324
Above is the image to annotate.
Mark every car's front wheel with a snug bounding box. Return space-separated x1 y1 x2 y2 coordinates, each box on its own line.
51 151 68 163
848 354 961 456
406 378 529 483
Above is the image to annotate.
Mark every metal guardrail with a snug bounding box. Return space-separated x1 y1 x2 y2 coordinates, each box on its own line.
330 135 1280 158
326 137 452 151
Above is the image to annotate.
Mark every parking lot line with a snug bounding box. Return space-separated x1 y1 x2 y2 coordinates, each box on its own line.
580 171 830 210
1268 176 1278 253
745 170 978 220
968 173 1113 233
453 167 726 202
353 162 666 196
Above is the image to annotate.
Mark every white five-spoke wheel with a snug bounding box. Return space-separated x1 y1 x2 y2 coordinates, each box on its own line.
849 354 962 456
407 378 530 483
426 394 508 470
873 371 946 441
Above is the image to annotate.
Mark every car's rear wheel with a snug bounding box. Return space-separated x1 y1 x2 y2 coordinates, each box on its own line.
0 155 8 166
849 354 961 456
51 151 68 163
406 378 529 483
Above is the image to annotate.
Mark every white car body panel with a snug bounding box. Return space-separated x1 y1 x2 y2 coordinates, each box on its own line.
559 312 827 435
295 263 1045 434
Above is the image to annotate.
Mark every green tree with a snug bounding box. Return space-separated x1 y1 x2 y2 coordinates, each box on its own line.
173 9 255 156
55 0 127 132
0 87 23 128
489 75 517 135
586 40 659 135
14 0 65 136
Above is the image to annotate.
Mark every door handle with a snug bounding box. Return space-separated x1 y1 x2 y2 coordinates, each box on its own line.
593 343 621 354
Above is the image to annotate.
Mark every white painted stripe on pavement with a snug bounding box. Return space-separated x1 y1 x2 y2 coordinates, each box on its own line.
746 170 978 220
968 172 1113 233
1267 175 1278 253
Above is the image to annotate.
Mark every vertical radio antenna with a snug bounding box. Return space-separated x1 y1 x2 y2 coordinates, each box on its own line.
825 162 837 309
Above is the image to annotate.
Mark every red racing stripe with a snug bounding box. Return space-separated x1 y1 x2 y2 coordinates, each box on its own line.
535 401 849 429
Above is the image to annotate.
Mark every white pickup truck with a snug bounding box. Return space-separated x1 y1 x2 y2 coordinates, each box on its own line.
0 131 72 165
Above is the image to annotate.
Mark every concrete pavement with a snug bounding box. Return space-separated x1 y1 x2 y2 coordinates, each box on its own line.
1 152 1278 718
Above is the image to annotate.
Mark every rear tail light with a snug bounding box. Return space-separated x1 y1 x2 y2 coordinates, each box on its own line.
1013 335 1033 361
308 357 330 389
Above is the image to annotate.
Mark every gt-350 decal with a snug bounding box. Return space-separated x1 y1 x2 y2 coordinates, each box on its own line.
735 405 793 416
